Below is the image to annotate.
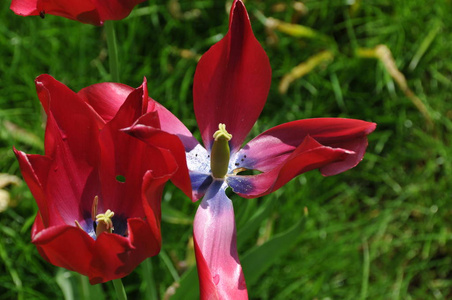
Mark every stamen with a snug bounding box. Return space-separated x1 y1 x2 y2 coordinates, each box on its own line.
91 195 99 221
74 220 83 230
95 209 115 236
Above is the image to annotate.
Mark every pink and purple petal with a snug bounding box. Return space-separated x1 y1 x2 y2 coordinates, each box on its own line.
189 171 213 201
193 0 271 153
193 180 247 299
227 136 352 198
154 102 200 152
234 118 376 175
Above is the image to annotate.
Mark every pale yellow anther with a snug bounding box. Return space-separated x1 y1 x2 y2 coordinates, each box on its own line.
96 209 115 231
213 123 232 141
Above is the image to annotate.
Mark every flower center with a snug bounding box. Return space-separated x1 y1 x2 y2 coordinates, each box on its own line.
74 195 116 237
210 123 232 179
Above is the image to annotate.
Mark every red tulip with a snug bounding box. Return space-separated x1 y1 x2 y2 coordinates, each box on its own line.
14 74 190 284
10 0 145 25
128 1 376 298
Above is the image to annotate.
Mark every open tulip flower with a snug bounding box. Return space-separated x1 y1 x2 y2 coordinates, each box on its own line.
14 74 191 284
10 0 145 25
127 0 376 298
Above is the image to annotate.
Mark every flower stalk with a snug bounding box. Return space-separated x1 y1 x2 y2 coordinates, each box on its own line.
112 278 127 300
105 21 120 82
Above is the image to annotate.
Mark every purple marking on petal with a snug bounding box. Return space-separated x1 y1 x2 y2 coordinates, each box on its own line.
229 150 258 172
226 175 255 195
190 171 213 200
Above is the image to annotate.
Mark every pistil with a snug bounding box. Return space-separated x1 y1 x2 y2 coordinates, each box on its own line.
210 123 232 179
95 209 115 236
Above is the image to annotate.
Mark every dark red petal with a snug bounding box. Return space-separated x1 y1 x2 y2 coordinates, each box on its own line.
193 181 248 299
228 136 351 198
141 169 172 249
78 82 134 123
34 75 102 222
14 149 57 227
32 224 95 278
88 233 132 284
10 0 145 25
88 217 158 284
124 124 193 200
35 74 102 161
10 0 101 25
97 85 154 216
193 0 271 153
94 0 146 22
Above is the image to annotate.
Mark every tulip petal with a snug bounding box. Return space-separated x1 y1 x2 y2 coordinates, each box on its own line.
78 82 133 123
10 0 100 25
32 75 102 224
32 224 95 278
35 74 102 162
10 0 39 15
140 167 177 251
14 150 56 227
94 0 146 23
193 180 247 300
189 171 213 201
88 217 158 284
97 84 161 216
154 102 200 152
78 81 200 152
227 135 351 198
10 0 145 25
233 118 376 175
122 123 194 200
127 123 210 201
193 0 271 153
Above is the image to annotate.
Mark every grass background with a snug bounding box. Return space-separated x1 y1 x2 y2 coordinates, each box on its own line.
1 0 451 299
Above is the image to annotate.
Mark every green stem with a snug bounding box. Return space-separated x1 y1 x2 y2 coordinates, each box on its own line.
142 258 158 300
112 278 127 300
104 20 120 82
79 274 90 300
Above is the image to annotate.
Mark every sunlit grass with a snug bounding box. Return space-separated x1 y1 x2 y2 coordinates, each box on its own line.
0 0 451 299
